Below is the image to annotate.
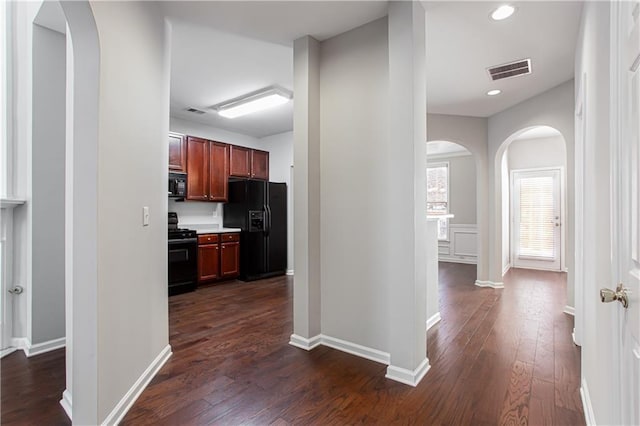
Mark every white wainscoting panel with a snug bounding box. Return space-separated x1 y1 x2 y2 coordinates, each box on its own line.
437 224 477 264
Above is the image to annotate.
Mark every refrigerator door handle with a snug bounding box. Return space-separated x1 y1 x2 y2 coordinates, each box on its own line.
263 205 270 236
266 204 272 237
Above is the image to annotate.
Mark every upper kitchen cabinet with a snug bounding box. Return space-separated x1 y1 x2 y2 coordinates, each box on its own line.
208 142 229 202
229 145 270 180
186 137 229 202
229 145 251 178
251 149 269 180
186 136 208 201
168 132 186 172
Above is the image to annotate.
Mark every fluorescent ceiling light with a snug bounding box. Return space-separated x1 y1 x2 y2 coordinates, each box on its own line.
487 89 502 96
215 88 292 119
491 5 515 20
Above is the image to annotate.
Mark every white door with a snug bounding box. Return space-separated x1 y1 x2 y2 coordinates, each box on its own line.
511 169 562 271
611 1 640 423
0 210 14 355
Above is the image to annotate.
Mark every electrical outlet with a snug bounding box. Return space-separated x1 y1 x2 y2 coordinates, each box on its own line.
143 206 150 226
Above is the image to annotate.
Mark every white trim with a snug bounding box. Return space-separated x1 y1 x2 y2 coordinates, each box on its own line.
320 335 390 365
10 337 29 351
290 334 390 365
580 378 596 426
100 344 172 426
60 389 72 420
572 328 579 347
427 150 472 160
25 337 65 357
426 312 441 330
438 256 477 265
288 333 322 350
563 305 575 316
0 198 25 208
502 263 511 276
385 358 431 387
285 269 294 276
475 280 504 289
0 347 17 358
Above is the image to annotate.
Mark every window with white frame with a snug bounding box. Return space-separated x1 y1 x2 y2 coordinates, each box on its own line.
427 162 449 240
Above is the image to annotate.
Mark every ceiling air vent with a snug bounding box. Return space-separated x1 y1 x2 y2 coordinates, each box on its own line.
487 58 531 81
186 107 206 115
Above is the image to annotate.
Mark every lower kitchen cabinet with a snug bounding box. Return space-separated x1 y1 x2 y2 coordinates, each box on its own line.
197 233 240 283
220 242 240 278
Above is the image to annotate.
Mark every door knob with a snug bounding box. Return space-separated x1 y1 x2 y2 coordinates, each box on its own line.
8 285 24 295
600 283 629 308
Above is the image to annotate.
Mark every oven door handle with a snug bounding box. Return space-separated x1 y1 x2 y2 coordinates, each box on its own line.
168 237 198 245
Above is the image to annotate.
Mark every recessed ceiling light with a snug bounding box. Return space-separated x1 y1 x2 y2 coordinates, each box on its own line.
491 5 515 21
487 89 502 96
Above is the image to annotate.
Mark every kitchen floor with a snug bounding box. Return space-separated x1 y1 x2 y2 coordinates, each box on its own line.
2 265 583 425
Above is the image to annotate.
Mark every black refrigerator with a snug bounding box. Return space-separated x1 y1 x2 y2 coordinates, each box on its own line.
223 179 287 281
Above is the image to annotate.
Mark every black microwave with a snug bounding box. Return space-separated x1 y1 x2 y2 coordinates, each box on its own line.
169 172 187 198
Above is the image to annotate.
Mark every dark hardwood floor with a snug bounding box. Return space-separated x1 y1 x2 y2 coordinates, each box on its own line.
1 263 584 425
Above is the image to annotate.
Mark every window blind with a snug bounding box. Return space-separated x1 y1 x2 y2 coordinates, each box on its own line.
518 176 556 259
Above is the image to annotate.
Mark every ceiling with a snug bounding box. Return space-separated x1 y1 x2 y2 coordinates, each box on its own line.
165 1 583 138
425 1 583 117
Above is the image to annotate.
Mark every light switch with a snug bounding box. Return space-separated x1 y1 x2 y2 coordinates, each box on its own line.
142 206 150 226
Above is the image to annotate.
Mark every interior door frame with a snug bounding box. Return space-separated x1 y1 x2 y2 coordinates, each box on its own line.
510 166 565 272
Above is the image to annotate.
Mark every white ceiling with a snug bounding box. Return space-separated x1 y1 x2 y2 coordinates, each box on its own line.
425 1 583 117
165 1 583 138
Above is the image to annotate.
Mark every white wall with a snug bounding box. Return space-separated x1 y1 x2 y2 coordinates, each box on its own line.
319 17 390 353
90 2 170 422
260 131 294 273
574 2 615 423
508 135 567 170
488 80 575 302
427 114 489 281
30 23 66 345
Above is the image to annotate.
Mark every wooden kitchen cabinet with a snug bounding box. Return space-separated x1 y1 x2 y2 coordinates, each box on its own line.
220 242 240 278
251 150 269 180
186 137 229 202
198 242 220 282
186 136 208 201
229 145 269 180
208 142 229 201
229 145 251 178
197 233 240 283
168 132 186 172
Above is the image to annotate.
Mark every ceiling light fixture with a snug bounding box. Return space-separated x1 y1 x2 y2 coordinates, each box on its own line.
490 5 515 21
214 87 292 119
487 89 502 96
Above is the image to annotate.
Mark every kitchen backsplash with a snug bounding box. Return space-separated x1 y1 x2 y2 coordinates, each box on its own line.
168 199 224 226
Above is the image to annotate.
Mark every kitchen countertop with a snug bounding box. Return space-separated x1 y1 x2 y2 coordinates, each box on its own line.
186 225 242 234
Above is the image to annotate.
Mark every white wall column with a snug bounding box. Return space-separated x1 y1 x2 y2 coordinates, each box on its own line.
290 36 321 346
385 0 430 386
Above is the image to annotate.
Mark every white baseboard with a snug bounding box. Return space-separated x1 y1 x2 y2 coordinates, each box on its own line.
286 269 294 276
438 256 477 265
10 337 29 352
385 358 431 387
580 378 596 426
320 335 390 365
60 389 72 420
0 347 18 358
289 334 322 350
100 344 172 426
502 263 511 276
563 305 575 316
475 280 504 289
26 337 66 357
426 312 441 331
289 334 390 365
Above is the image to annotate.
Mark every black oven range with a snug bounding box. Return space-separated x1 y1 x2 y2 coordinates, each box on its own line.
168 212 197 296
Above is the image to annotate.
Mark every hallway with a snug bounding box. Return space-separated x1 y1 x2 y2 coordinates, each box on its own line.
1 264 583 425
